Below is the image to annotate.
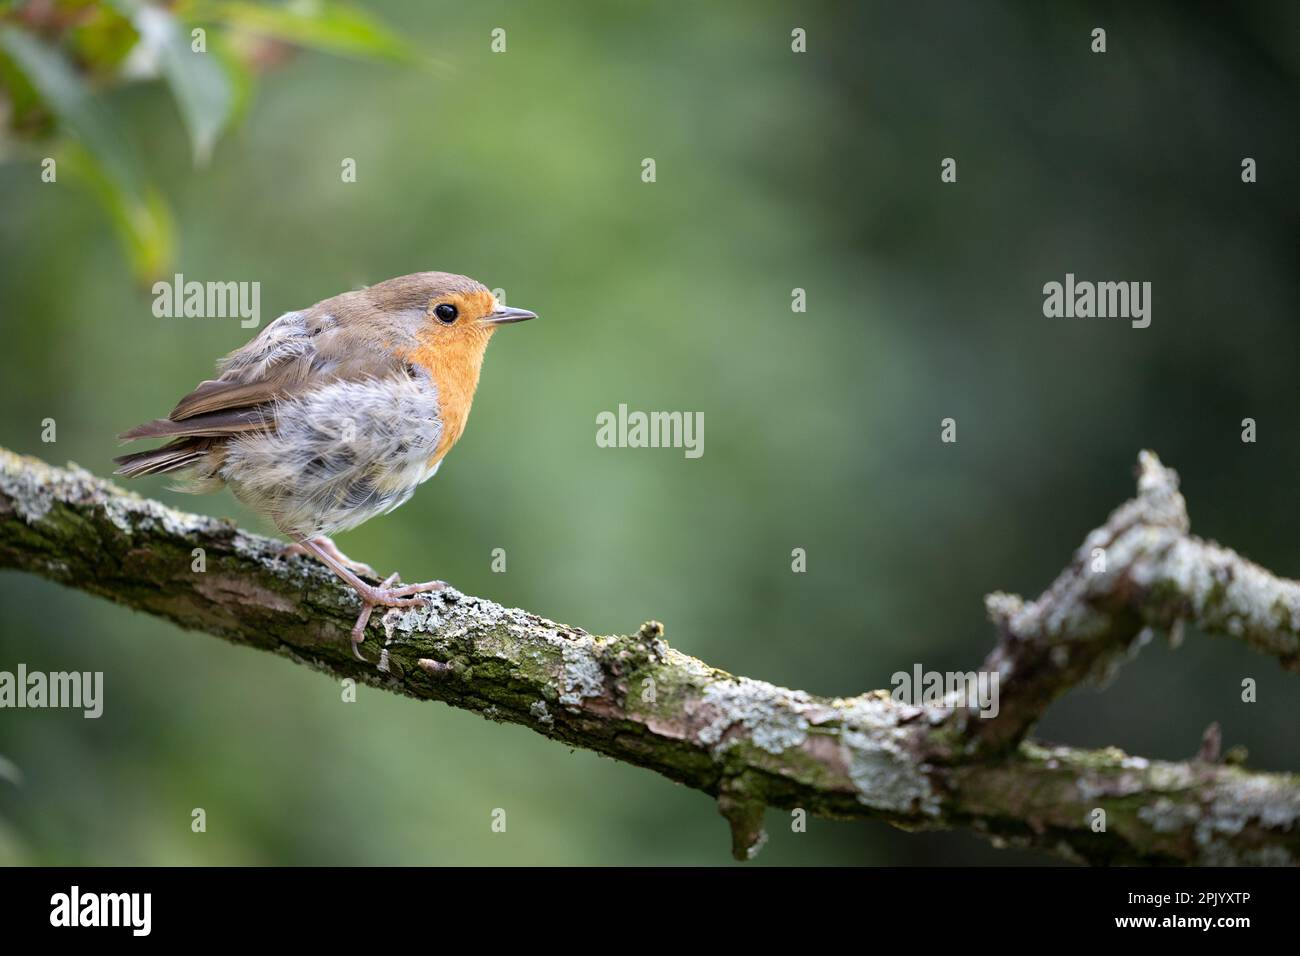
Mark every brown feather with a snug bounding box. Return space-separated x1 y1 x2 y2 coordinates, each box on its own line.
119 408 272 441
113 440 212 478
169 373 307 421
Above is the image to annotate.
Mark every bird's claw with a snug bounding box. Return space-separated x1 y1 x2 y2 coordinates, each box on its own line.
349 574 446 661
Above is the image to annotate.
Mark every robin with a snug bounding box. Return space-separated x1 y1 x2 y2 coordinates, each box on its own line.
114 271 537 659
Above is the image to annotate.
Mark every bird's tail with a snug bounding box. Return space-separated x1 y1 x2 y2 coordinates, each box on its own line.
114 408 264 479
113 440 210 478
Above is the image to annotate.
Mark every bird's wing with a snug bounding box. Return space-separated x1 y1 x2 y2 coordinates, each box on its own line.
168 309 323 421
119 309 403 443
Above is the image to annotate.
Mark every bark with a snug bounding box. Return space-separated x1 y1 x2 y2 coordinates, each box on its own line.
0 446 1296 864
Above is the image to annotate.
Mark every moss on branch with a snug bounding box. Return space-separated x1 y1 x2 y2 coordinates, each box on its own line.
0 446 1296 864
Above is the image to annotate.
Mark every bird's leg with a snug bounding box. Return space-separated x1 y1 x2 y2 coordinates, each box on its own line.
293 536 445 661
350 572 400 657
281 535 378 579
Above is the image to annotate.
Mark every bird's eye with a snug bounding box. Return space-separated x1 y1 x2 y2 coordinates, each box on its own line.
434 303 458 324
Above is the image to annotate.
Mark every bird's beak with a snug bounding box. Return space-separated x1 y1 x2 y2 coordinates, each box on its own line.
484 306 537 326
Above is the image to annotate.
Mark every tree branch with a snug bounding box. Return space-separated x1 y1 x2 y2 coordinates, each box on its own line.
963 450 1300 753
0 446 1296 865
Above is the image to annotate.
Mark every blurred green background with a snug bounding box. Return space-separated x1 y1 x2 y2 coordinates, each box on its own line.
0 0 1296 865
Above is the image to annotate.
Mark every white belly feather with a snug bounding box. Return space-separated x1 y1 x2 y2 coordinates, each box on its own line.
220 373 444 537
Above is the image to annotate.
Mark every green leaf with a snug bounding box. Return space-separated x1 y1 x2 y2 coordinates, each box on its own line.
61 141 176 283
0 27 144 194
0 28 174 280
185 0 422 64
65 1 141 79
207 30 257 130
110 0 236 165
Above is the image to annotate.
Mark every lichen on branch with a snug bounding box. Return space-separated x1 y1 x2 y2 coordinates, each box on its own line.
0 446 1296 865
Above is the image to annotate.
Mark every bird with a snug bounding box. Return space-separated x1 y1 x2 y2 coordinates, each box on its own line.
114 271 536 659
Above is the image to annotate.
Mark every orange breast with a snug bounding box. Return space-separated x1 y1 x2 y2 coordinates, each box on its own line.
403 334 487 470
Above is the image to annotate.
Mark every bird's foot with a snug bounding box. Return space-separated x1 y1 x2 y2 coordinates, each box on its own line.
349 574 446 661
282 535 378 580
